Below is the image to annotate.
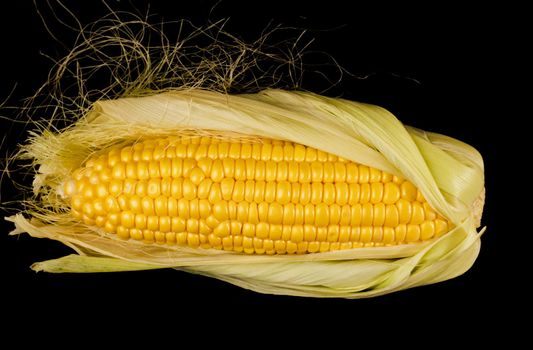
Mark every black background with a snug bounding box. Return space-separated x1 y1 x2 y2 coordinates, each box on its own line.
0 0 518 343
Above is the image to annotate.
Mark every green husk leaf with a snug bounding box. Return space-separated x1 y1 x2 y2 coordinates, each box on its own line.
32 255 163 273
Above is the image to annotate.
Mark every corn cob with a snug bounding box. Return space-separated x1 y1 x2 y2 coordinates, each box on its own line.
8 88 485 298
64 136 451 254
3 11 486 298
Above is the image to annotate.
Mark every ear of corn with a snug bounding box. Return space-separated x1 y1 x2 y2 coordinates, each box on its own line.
8 89 485 298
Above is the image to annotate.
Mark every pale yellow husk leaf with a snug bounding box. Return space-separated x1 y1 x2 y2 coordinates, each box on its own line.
8 88 485 298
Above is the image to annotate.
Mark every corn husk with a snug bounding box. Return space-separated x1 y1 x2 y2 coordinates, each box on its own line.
7 88 485 298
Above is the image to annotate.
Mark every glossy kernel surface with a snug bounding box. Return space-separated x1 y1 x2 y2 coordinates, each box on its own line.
65 136 451 253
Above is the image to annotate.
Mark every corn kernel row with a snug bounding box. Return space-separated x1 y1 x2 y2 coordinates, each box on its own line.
81 157 408 189
75 214 449 253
